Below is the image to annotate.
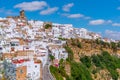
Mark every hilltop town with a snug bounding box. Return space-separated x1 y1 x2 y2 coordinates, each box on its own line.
0 11 120 80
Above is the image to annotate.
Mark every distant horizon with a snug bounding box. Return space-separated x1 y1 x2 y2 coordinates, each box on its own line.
0 0 120 40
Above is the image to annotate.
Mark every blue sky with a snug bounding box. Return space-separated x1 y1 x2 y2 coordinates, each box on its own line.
0 0 120 40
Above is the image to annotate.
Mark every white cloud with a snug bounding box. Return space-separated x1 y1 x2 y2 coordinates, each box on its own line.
60 13 69 16
14 1 47 11
89 19 105 25
84 16 91 20
40 7 58 15
61 13 90 19
67 14 84 18
107 20 112 23
112 23 120 27
89 19 112 25
117 7 120 10
105 30 120 40
63 3 74 12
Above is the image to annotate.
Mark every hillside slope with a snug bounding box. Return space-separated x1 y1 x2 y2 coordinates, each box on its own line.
65 38 120 80
50 38 120 80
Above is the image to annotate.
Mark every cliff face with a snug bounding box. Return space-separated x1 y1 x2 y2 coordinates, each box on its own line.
64 38 120 80
50 38 120 80
66 38 120 62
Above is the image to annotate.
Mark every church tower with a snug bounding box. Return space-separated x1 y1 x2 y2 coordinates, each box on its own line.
20 10 26 19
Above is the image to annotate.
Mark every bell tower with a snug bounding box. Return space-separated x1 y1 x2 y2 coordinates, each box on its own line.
20 10 25 19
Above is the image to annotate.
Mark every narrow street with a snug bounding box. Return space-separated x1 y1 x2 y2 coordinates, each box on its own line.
43 56 55 80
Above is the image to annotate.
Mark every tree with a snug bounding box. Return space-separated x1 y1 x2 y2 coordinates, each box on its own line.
91 54 103 68
95 39 100 44
80 56 91 68
64 46 74 61
45 24 52 29
49 54 55 62
111 42 117 53
59 59 64 65
66 76 74 80
71 38 76 46
117 42 120 48
71 62 93 80
77 39 82 48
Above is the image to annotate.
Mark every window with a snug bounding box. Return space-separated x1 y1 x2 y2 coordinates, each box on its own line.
0 47 2 50
11 43 15 46
33 72 35 75
35 65 37 68
20 69 23 74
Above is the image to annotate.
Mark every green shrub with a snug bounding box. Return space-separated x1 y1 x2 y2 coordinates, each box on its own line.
77 42 82 48
64 46 74 61
80 56 91 68
90 51 120 80
50 65 64 80
45 24 52 29
71 62 93 80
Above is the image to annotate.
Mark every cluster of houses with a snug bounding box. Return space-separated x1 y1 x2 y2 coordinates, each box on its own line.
0 10 116 80
0 10 68 80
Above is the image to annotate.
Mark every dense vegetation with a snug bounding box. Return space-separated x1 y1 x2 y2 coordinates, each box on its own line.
70 62 93 80
50 65 64 80
64 46 74 61
50 59 68 80
64 44 93 80
80 51 120 80
65 41 120 80
95 39 118 52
